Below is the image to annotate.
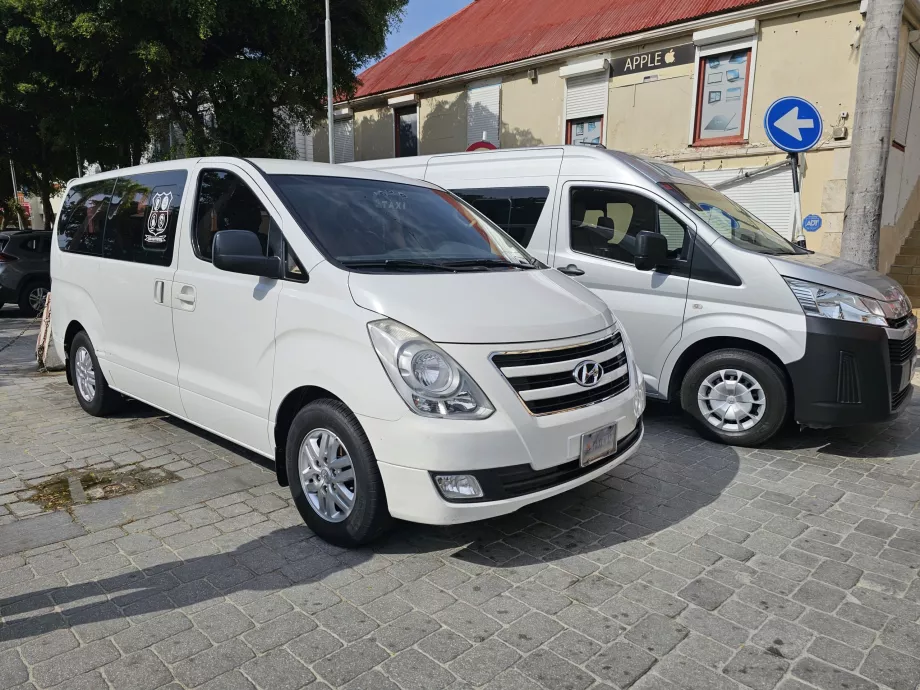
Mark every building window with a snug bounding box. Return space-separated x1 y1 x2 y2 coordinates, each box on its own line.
395 105 419 157
567 116 604 146
693 48 752 146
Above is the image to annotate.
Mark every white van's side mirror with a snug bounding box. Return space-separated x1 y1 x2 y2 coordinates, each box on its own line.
212 230 283 280
634 231 668 272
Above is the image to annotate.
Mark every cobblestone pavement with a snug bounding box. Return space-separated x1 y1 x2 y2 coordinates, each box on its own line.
2 307 920 690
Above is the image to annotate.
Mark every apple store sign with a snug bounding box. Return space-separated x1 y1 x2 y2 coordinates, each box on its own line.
610 44 696 77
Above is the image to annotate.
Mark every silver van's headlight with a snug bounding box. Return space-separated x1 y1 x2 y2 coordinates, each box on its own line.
368 319 494 420
785 278 908 327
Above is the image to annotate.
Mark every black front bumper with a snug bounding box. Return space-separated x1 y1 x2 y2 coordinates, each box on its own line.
787 316 916 427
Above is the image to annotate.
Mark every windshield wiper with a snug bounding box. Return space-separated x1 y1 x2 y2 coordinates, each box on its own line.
341 259 477 273
441 258 537 270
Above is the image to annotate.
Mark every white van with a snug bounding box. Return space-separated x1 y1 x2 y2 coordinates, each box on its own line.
50 158 645 545
354 146 917 447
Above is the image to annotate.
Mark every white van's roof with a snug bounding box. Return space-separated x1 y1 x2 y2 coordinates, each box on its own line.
68 156 438 189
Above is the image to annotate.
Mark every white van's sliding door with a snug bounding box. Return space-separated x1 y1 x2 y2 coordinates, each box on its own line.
552 181 692 397
170 164 283 457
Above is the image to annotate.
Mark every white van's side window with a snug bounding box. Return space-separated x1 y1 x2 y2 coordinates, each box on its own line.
194 170 274 261
57 180 115 256
570 188 690 264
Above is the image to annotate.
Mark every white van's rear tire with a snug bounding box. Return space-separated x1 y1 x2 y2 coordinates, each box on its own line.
681 349 788 447
70 331 123 416
285 399 391 546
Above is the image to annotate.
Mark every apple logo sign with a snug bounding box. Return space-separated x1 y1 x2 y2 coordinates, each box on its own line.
665 49 676 64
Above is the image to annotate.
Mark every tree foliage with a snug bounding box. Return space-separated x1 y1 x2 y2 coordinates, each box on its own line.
18 0 407 159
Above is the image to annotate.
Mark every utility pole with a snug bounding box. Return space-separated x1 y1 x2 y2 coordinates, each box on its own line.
325 0 336 164
841 0 904 269
9 160 23 230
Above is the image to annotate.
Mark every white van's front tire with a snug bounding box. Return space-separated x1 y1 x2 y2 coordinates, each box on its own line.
681 349 788 447
285 399 391 546
70 331 123 417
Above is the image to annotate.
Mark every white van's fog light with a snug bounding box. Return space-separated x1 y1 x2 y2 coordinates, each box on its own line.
434 474 483 499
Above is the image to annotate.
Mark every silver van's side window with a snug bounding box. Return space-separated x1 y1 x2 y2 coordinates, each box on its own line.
570 187 689 265
453 187 550 248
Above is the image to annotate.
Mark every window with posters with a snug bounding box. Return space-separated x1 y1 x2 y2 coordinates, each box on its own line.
567 116 604 146
693 48 752 145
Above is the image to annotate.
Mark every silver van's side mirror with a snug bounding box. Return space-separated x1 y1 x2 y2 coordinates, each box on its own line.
212 230 283 279
634 231 668 272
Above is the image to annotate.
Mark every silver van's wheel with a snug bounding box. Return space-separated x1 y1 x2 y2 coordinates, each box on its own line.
298 429 356 523
681 349 788 447
286 399 390 546
697 369 766 432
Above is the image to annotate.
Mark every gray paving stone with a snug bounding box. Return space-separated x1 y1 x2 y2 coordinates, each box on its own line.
101 649 173 690
197 670 255 690
313 602 378 642
791 580 846 613
0 651 28 690
519 648 596 690
381 649 455 690
791 657 878 690
152 629 212 663
736 585 805 621
19 630 79 664
624 613 689 657
172 639 256 688
878 617 920 658
800 610 876 650
449 638 520 685
242 610 316 653
286 629 342 665
31 640 120 688
808 636 863 671
313 639 388 687
497 611 563 652
678 607 749 648
723 645 789 690
860 645 920 690
545 629 602 665
435 602 502 643
652 652 738 690
751 618 813 660
240 648 314 690
673 633 734 669
621 582 687 618
678 577 733 610
418 629 472 663
375 610 441 652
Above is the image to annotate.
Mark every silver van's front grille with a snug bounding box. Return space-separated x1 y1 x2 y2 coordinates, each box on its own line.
491 332 630 415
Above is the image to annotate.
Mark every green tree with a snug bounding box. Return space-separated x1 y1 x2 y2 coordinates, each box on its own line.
20 0 407 158
0 0 148 225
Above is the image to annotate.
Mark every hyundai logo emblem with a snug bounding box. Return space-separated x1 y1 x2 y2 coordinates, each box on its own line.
573 360 604 387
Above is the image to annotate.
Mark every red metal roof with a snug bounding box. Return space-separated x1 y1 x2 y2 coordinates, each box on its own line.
349 0 779 101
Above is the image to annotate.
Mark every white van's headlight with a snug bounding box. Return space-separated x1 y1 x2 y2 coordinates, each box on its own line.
785 278 905 327
368 319 494 420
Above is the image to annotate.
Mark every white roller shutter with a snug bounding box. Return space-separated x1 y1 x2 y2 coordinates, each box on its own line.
566 73 608 120
467 82 501 147
334 119 354 164
894 47 919 147
292 125 313 161
690 166 795 240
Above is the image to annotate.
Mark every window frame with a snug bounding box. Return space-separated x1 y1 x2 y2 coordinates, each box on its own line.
566 116 605 146
690 40 756 147
565 183 696 276
394 104 419 158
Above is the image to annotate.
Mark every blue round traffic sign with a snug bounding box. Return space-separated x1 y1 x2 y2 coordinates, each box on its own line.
764 97 823 153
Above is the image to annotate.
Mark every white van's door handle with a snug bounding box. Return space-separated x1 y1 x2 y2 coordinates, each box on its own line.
175 284 197 311
558 264 585 277
153 280 166 304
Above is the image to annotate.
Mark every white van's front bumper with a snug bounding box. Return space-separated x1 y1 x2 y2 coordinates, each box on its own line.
359 329 644 525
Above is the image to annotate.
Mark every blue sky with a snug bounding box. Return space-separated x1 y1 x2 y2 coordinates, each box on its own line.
385 0 472 55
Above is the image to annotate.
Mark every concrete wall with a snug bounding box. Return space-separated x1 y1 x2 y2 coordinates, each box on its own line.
354 106 394 161
418 87 469 154
500 66 565 148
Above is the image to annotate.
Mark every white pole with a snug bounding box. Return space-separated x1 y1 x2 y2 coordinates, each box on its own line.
325 0 336 164
791 153 805 247
9 159 23 230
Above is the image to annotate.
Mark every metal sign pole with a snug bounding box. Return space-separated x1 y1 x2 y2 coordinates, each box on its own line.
791 153 806 248
325 0 336 164
9 159 23 230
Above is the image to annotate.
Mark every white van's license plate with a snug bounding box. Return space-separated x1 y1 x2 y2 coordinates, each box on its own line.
580 424 617 467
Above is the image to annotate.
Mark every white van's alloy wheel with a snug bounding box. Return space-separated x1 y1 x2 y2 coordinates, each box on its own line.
298 428 356 523
74 346 96 402
697 369 766 431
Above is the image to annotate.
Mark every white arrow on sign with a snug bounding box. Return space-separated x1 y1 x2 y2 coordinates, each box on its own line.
774 106 814 141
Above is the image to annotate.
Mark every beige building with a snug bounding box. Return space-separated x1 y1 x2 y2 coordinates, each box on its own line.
303 0 920 283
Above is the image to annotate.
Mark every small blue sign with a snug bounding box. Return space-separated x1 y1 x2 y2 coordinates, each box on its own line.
803 214 822 232
764 97 823 153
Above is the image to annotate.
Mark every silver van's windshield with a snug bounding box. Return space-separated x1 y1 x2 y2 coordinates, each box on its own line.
272 175 539 272
659 181 800 255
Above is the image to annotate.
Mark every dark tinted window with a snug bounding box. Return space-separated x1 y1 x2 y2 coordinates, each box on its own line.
58 180 116 256
454 187 550 247
194 170 273 261
570 187 689 263
104 171 187 266
395 105 418 158
272 175 536 269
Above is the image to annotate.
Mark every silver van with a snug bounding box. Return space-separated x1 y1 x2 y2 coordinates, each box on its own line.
354 146 917 446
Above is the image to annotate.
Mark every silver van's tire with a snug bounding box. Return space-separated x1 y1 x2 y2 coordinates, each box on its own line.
285 399 391 546
681 349 788 447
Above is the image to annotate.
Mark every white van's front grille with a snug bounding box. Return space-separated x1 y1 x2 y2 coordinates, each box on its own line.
491 332 629 415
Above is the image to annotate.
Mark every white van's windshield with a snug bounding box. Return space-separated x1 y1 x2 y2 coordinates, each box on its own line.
272 175 539 272
659 181 801 256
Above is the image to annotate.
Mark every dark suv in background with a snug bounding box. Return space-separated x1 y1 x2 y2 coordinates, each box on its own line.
0 230 52 316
